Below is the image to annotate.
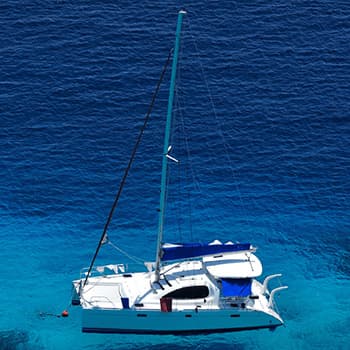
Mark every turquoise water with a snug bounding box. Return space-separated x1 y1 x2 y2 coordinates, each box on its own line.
1 1 349 349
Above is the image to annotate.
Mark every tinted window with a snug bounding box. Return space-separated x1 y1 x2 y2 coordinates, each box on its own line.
164 286 209 299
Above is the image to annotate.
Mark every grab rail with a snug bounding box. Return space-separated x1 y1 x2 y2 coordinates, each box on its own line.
80 264 128 278
262 273 282 294
268 286 288 307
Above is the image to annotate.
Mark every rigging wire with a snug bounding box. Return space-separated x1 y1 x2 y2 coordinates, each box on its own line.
168 28 195 243
107 240 145 265
186 18 251 229
170 32 183 243
83 48 173 287
186 20 278 239
178 105 194 242
185 17 317 242
167 36 205 243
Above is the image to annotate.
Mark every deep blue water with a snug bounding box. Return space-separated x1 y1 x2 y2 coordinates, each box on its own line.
1 1 349 349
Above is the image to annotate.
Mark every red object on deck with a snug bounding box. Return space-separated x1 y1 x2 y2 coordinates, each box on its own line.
160 298 172 312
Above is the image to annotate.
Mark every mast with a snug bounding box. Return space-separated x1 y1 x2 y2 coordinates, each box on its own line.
154 10 186 282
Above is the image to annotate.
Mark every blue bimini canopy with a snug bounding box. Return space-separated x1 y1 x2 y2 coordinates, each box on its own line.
221 278 252 297
161 242 251 262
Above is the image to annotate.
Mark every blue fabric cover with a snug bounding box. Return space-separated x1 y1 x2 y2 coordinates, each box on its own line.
161 242 251 261
221 278 252 297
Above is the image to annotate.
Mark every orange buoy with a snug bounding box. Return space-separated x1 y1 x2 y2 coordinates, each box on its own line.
61 310 69 317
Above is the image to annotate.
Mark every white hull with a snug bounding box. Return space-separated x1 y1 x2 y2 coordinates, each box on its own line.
82 308 282 334
73 258 286 334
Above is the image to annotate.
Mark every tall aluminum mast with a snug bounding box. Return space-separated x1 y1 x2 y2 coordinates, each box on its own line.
154 10 187 282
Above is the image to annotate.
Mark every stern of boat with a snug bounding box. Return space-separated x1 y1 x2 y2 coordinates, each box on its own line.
254 274 288 325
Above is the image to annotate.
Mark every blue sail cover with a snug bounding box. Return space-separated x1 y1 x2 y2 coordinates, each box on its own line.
221 278 252 297
161 242 251 261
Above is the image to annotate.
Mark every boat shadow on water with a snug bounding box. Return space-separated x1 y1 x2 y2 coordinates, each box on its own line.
0 330 29 350
98 340 248 350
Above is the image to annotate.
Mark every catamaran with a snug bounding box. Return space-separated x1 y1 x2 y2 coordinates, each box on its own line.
71 10 287 334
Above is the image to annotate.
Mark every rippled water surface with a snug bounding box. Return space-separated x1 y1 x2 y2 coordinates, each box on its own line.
1 1 349 349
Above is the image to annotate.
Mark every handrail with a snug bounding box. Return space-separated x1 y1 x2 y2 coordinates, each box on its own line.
80 263 135 279
262 273 282 294
268 286 288 307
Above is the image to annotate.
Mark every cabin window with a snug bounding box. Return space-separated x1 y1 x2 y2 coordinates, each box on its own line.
164 286 209 299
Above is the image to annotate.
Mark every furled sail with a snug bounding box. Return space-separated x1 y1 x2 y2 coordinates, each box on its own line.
161 241 252 261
